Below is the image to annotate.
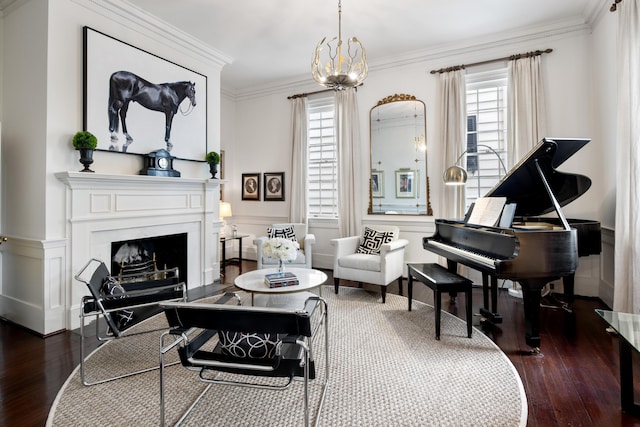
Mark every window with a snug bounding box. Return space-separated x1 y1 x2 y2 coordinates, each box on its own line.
307 96 338 217
464 70 508 211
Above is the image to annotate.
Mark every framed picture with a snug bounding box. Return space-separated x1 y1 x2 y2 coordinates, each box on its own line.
395 169 417 198
371 170 384 198
83 26 207 161
242 173 261 201
263 172 285 201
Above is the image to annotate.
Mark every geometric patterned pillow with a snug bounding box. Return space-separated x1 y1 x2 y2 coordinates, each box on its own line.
356 227 394 255
100 275 134 330
218 331 279 359
267 226 297 242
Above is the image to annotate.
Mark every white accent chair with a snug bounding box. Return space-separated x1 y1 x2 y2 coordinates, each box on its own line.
331 225 409 303
253 223 316 269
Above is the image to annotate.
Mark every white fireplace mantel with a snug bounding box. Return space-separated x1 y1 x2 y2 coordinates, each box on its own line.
56 171 222 330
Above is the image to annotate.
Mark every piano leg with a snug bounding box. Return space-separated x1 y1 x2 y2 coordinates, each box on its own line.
561 273 577 336
446 259 457 272
482 272 489 310
445 260 459 304
479 273 503 324
540 274 576 337
520 280 547 351
562 273 575 305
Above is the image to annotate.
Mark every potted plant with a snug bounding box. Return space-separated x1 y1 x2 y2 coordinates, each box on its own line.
205 151 220 178
72 131 98 172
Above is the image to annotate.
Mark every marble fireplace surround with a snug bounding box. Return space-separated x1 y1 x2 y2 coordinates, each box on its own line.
57 172 221 330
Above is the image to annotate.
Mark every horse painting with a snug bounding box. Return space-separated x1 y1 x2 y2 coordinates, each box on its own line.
108 71 196 152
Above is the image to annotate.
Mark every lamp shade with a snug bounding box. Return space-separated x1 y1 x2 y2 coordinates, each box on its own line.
443 165 468 186
219 202 232 218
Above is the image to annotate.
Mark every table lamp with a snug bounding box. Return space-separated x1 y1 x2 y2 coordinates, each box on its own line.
219 202 232 237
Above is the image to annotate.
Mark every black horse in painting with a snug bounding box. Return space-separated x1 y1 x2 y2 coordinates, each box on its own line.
108 71 196 152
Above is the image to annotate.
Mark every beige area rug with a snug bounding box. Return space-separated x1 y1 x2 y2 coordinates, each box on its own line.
47 286 527 426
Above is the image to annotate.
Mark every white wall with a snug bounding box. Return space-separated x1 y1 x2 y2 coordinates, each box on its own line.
2 0 48 240
222 22 611 296
0 0 229 334
1 0 51 333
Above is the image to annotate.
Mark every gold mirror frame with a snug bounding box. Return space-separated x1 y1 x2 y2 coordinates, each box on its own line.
368 94 433 215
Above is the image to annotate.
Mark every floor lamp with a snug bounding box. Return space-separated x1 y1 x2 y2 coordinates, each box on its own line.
443 144 507 186
441 145 522 297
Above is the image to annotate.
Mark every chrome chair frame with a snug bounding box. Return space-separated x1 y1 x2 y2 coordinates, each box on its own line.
75 258 187 386
159 293 329 427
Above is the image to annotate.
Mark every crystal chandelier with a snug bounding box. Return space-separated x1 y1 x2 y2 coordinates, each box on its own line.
311 0 368 90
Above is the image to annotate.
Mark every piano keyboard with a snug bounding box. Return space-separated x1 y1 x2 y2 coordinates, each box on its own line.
427 240 498 268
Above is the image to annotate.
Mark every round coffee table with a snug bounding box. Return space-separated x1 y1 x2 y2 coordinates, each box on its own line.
234 267 327 305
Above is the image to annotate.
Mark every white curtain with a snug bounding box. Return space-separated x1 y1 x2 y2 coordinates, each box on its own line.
506 55 547 168
335 88 362 237
438 69 467 219
614 0 640 313
289 97 308 223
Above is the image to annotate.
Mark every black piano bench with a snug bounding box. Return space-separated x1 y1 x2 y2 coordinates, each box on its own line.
407 263 473 340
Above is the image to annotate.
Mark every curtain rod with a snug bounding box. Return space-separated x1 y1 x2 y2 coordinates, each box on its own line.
287 84 363 100
429 48 553 75
287 88 334 100
610 0 622 12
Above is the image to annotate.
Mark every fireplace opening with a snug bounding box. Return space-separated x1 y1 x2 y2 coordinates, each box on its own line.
110 233 188 285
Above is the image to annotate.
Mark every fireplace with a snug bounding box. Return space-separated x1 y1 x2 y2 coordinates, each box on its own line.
111 233 188 285
57 171 222 331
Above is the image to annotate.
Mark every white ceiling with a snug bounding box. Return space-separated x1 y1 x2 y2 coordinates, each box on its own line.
126 0 604 92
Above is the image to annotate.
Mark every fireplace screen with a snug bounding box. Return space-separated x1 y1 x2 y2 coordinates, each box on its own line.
111 233 187 285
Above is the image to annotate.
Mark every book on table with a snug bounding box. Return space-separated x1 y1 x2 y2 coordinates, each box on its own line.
264 271 299 288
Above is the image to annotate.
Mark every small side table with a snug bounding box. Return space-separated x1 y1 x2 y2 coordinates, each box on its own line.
220 234 248 276
234 267 327 306
596 309 640 415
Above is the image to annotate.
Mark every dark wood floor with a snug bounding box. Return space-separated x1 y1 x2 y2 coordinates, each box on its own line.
1 261 639 426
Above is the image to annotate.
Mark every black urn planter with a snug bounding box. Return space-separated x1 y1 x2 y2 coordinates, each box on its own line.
78 148 95 172
209 163 218 179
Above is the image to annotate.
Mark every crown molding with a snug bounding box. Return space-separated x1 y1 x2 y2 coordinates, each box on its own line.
371 18 591 76
225 16 593 101
0 0 28 17
225 78 321 102
70 0 233 70
584 0 613 28
0 0 233 69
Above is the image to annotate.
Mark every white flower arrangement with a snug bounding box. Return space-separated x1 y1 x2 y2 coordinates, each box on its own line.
262 237 299 262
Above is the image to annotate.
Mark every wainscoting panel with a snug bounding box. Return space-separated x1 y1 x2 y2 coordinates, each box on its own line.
363 216 438 272
231 215 438 272
0 237 67 335
600 226 614 307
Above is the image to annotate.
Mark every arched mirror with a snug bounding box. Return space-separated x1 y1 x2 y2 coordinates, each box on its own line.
369 94 433 215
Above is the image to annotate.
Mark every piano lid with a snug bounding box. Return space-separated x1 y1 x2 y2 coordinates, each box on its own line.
485 137 592 217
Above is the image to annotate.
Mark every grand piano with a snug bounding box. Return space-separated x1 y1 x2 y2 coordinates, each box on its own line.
424 137 601 351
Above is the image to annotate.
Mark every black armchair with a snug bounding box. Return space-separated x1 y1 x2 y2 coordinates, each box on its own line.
75 258 186 386
159 293 329 426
